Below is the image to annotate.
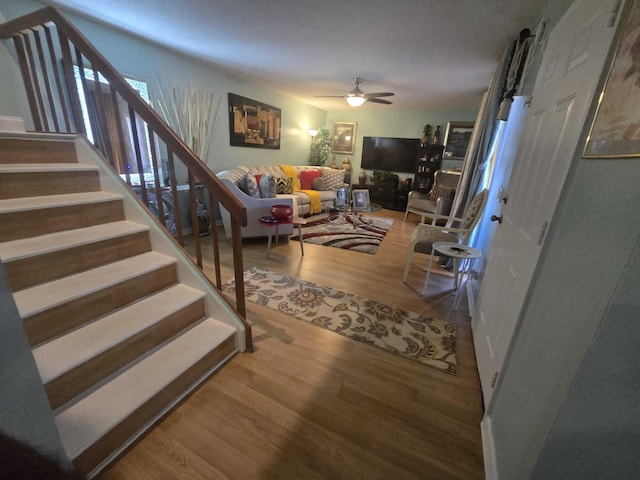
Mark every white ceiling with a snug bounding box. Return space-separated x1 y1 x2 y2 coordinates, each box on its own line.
47 0 550 111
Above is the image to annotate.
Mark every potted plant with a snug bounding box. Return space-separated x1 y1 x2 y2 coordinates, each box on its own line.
421 124 432 146
372 171 399 188
382 171 399 188
309 127 332 166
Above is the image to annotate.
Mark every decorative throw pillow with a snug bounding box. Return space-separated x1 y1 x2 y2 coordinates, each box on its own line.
237 174 249 195
300 169 322 190
254 173 263 187
428 184 455 201
259 173 276 198
311 177 327 191
322 168 345 190
276 176 294 194
244 173 260 198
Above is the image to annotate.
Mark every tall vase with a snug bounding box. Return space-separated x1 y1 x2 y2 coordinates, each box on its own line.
433 125 441 145
358 171 367 186
342 158 352 184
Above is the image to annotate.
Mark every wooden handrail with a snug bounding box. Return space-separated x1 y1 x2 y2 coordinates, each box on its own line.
1 6 251 350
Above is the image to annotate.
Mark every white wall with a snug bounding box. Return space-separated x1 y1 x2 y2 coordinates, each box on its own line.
0 9 31 126
530 228 640 479
0 262 69 467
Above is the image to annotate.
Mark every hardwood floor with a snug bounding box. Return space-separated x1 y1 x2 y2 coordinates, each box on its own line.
98 209 485 480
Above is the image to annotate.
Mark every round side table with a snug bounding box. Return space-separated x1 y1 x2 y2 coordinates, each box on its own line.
258 216 292 259
423 241 482 310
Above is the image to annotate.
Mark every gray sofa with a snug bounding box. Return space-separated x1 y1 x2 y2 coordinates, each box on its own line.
217 165 346 238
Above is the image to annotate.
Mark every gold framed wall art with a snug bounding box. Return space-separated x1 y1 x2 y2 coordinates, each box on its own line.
584 0 640 158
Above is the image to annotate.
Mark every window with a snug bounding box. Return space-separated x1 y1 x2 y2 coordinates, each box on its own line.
73 66 159 185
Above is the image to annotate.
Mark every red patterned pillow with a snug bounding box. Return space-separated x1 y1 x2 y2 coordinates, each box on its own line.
300 170 322 190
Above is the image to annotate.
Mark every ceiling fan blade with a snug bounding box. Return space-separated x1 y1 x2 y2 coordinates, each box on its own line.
367 97 393 105
314 95 347 98
364 92 395 98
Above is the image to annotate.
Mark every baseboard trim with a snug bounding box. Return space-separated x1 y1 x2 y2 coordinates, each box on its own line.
481 415 499 480
466 278 477 315
0 116 25 132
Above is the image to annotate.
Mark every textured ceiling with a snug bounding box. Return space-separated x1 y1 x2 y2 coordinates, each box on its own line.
47 0 550 111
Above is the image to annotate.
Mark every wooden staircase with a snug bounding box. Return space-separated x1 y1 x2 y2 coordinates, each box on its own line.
0 134 240 476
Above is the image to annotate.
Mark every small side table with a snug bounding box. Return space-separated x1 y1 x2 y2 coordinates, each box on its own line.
423 241 482 310
260 215 316 258
292 215 329 256
259 216 292 259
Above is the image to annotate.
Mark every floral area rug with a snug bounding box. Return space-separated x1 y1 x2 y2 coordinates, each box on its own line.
222 267 457 374
290 215 393 255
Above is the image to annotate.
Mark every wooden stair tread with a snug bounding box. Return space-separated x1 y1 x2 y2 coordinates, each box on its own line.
55 317 237 459
0 220 148 262
33 284 206 384
0 191 123 214
0 163 97 172
0 134 243 475
13 252 177 318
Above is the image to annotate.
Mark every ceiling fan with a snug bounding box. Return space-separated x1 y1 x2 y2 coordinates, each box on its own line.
315 77 395 107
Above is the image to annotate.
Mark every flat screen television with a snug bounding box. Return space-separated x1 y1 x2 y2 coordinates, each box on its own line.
361 136 420 173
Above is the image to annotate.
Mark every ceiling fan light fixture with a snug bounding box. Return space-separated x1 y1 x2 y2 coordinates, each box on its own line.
346 96 366 107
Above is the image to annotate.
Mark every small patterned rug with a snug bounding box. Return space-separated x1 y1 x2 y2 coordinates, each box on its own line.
223 267 457 374
290 215 392 255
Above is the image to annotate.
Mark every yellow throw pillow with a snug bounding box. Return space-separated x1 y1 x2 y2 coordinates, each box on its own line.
276 176 294 194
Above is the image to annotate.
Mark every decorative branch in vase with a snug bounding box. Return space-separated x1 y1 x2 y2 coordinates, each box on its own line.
156 77 220 235
155 77 221 167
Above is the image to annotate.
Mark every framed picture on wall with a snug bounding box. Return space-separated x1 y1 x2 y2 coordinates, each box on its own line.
584 0 640 158
332 122 357 154
443 121 475 159
228 93 281 149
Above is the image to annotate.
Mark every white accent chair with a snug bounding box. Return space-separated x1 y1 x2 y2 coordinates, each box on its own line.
403 189 489 292
403 170 460 224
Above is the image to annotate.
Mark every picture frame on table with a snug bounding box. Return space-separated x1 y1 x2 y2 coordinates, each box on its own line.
335 186 349 207
443 121 475 159
332 122 357 154
584 0 640 158
352 189 370 211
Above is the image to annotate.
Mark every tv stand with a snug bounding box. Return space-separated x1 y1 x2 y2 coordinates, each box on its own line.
352 183 410 211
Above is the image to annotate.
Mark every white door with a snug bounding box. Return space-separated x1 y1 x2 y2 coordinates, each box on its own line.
473 0 621 407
